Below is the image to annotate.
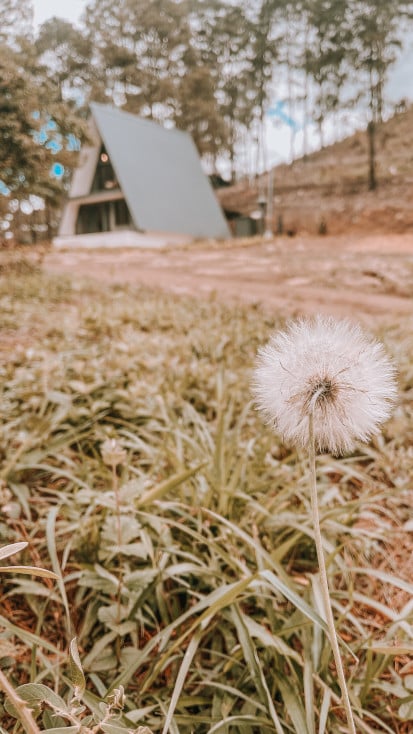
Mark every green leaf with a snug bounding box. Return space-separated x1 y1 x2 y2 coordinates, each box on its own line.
231 605 284 734
4 683 68 719
277 676 310 734
46 505 72 636
399 698 413 721
161 629 203 734
318 688 331 734
260 570 329 633
0 542 28 561
242 614 302 663
0 613 63 655
366 642 413 655
102 723 142 733
207 715 276 732
351 567 413 596
6 578 61 599
0 565 59 579
69 637 86 698
135 462 207 507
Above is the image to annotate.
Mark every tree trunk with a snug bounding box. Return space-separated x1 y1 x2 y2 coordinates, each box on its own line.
367 120 377 191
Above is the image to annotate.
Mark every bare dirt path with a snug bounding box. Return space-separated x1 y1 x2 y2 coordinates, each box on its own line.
44 233 413 326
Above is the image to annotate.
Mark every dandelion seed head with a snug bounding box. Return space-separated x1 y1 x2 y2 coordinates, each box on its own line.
252 315 397 454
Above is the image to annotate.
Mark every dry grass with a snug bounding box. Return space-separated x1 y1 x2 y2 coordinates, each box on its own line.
0 264 412 733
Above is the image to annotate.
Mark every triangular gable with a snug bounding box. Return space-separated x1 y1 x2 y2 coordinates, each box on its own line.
90 103 230 239
67 115 102 199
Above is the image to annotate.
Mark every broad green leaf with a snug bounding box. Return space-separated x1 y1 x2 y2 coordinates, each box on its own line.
5 683 68 719
69 637 86 698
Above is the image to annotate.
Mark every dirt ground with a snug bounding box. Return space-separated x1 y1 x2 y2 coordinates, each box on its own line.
44 232 413 327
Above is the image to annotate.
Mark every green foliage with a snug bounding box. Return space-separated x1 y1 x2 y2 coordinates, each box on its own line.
0 1 89 243
0 41 87 197
0 269 412 732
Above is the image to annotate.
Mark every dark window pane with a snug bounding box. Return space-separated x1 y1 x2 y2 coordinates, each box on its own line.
114 199 131 226
76 202 110 234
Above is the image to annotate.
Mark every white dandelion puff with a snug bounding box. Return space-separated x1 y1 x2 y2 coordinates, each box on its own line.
253 315 397 732
252 315 397 455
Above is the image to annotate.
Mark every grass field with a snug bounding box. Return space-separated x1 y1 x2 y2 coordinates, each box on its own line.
1 257 413 733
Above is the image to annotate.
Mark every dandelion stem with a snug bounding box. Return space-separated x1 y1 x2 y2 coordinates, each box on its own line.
111 463 124 634
308 413 357 734
112 463 122 552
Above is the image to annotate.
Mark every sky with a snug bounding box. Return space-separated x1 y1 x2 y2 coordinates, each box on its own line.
33 0 86 26
32 0 413 169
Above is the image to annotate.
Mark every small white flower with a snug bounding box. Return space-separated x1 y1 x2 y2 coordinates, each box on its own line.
101 438 127 467
252 316 397 454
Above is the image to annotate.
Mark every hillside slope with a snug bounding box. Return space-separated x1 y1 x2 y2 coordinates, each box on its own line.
219 106 413 235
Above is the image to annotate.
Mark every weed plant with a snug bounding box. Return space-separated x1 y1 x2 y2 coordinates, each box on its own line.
0 270 412 733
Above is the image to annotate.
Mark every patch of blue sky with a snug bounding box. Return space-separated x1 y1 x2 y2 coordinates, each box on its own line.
67 133 81 151
50 162 65 178
32 115 79 154
0 181 10 196
45 139 62 153
33 129 49 145
267 101 300 131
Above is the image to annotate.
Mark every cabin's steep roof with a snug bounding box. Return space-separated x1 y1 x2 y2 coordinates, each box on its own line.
88 103 230 239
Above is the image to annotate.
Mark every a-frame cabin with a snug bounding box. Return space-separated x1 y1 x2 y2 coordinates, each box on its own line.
54 103 230 248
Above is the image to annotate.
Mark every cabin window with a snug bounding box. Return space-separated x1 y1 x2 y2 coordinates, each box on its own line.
76 202 110 234
76 199 132 234
91 147 118 192
114 199 132 226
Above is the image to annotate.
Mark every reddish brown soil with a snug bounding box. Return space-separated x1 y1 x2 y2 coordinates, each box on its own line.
44 233 413 327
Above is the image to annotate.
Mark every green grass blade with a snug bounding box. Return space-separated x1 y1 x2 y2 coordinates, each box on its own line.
161 629 203 734
46 505 72 638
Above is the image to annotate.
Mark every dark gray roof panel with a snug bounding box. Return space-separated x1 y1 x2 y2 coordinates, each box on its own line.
90 103 230 239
